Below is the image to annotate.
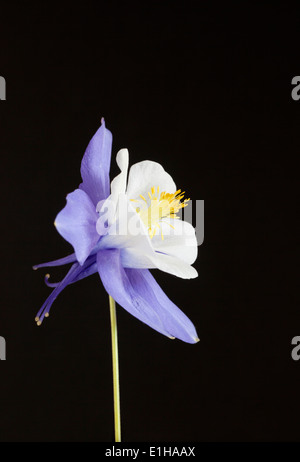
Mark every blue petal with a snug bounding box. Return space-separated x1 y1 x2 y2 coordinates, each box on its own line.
55 189 100 265
126 268 199 344
79 119 113 205
97 249 172 338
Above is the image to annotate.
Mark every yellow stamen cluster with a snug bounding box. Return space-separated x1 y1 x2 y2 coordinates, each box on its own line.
131 186 189 239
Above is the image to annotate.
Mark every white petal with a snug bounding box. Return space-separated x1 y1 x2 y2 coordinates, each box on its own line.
110 148 129 199
148 252 198 279
126 160 177 200
98 149 129 227
121 242 198 279
151 219 198 265
120 247 157 269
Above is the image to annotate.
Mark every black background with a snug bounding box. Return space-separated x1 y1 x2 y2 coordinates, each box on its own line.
0 2 299 442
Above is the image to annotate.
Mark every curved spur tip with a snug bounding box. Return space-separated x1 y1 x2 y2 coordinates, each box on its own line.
194 337 200 343
101 117 105 124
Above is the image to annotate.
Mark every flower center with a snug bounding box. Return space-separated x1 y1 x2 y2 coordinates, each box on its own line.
131 186 189 239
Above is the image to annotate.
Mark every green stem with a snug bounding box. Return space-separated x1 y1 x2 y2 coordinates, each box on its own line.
109 295 121 442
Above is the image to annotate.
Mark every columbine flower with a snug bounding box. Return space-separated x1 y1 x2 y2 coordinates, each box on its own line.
34 119 199 343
